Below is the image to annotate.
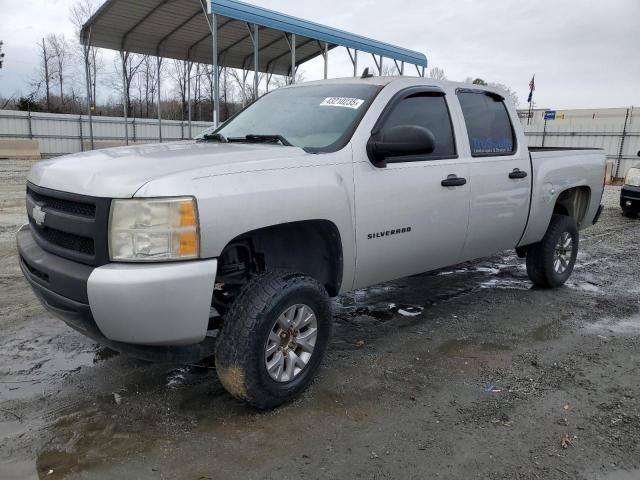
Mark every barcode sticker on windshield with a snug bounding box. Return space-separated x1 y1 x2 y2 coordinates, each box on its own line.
320 97 365 109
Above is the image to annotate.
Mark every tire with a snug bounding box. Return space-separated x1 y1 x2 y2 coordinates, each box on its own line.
622 210 637 219
215 270 332 409
526 214 579 288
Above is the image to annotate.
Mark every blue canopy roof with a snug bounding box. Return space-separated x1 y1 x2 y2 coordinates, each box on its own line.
81 0 427 75
210 0 428 68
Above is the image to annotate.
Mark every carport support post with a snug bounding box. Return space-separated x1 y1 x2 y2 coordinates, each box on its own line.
211 12 220 128
83 31 94 150
120 51 129 146
157 57 163 142
347 48 358 77
354 50 358 77
187 61 192 139
253 24 259 100
290 33 296 85
323 42 328 79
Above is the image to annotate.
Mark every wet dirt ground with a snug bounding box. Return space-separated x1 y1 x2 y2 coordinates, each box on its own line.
1 159 639 480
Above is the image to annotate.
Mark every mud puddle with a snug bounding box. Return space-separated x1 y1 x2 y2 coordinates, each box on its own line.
584 314 640 336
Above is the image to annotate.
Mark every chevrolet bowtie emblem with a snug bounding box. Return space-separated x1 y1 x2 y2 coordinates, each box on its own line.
32 205 46 227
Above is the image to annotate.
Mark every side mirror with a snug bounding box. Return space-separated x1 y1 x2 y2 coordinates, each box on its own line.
367 125 436 167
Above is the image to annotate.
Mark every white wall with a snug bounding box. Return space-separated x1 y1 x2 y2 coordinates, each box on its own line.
520 107 639 180
0 110 212 157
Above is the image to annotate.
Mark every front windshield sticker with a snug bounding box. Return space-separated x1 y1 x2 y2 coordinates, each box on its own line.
320 97 365 109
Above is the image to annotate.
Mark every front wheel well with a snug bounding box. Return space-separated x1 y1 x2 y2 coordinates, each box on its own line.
213 220 343 315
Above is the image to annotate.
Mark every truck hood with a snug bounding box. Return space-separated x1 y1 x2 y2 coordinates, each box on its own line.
28 141 309 198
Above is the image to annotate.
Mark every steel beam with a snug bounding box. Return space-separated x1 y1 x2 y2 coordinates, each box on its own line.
372 54 383 75
121 0 170 50
120 51 129 145
347 47 358 77
323 42 328 79
157 57 163 142
187 61 192 138
253 24 259 99
155 10 202 50
290 33 296 84
394 59 402 75
211 12 220 127
83 27 94 150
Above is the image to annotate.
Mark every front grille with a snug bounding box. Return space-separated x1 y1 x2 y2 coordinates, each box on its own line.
622 188 640 199
30 220 95 255
27 187 96 217
26 183 111 266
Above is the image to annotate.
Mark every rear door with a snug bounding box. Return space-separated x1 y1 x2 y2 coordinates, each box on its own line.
353 87 471 289
455 89 531 260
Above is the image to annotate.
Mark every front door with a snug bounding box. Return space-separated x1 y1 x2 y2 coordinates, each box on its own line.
353 88 471 289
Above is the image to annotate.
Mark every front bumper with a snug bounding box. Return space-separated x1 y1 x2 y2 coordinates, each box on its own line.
621 185 640 214
17 225 218 362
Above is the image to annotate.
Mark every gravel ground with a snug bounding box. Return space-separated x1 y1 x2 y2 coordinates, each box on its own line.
0 159 639 480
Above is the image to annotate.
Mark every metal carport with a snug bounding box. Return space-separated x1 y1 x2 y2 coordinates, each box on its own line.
80 0 428 145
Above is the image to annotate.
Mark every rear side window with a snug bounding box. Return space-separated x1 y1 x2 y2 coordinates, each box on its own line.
457 91 516 156
382 94 456 159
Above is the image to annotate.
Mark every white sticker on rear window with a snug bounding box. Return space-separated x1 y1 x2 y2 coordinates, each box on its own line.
320 97 365 109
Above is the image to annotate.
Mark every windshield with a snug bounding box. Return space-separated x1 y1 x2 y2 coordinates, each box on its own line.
199 83 382 152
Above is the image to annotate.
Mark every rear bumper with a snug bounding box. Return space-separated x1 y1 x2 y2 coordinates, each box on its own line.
17 225 218 361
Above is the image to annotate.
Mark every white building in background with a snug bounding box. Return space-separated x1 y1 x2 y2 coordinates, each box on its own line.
519 107 639 181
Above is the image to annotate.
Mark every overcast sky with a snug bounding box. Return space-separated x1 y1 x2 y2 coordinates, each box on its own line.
0 0 638 109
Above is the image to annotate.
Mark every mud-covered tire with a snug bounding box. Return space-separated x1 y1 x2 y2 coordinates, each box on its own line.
215 270 332 409
526 214 579 288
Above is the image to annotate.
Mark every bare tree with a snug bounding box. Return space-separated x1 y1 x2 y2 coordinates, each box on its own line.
489 82 519 107
464 77 519 106
70 0 103 110
271 70 305 89
229 69 266 105
428 66 446 80
47 34 70 105
169 59 190 120
0 40 5 70
204 66 235 121
119 52 145 117
141 55 157 117
33 38 55 111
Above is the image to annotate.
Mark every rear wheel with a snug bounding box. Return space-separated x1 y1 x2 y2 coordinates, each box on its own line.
215 270 332 409
526 214 579 288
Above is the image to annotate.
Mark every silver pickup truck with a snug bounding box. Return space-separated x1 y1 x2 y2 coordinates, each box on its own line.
17 77 606 408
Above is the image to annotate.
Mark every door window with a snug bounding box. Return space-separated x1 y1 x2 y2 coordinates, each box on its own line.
380 93 457 160
457 91 516 157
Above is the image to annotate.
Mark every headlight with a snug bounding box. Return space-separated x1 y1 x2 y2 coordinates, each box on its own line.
109 197 199 262
625 168 640 187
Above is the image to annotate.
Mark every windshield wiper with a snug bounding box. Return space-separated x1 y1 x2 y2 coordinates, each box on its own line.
227 134 292 147
200 133 228 143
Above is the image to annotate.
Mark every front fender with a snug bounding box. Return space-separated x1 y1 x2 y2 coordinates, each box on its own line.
135 152 357 293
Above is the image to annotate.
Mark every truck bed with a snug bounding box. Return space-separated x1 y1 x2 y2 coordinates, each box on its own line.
528 147 602 152
518 148 607 247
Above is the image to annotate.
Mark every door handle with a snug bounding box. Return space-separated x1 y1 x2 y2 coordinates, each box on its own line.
441 175 467 187
509 168 528 179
